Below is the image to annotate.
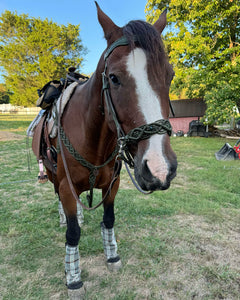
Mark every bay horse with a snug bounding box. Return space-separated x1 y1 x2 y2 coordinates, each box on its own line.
39 2 177 297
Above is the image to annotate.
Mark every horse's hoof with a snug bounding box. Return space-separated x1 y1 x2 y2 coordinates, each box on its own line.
106 256 122 272
68 285 85 300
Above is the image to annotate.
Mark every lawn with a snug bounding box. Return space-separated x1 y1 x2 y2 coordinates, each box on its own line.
0 117 239 299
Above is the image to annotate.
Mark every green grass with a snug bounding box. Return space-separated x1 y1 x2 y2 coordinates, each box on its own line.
0 117 239 299
0 114 37 134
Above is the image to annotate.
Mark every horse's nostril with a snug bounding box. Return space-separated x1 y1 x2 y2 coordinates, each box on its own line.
168 161 177 181
142 160 153 182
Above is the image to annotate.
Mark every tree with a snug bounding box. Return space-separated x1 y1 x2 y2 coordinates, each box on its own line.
145 0 240 124
0 83 11 104
0 11 86 106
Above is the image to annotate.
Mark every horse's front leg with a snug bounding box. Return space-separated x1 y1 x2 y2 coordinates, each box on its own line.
59 181 84 298
101 178 122 271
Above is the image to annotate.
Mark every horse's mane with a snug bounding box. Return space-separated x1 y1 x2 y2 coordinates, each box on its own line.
123 20 167 66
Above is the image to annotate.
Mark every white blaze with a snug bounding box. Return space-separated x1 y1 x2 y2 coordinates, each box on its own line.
126 48 169 183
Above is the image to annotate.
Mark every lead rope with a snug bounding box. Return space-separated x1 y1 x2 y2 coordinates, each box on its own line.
124 161 152 194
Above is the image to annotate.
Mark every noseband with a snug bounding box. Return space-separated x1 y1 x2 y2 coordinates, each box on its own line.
101 35 172 167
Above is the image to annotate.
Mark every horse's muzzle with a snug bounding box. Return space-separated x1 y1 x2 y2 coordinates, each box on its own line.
134 158 177 191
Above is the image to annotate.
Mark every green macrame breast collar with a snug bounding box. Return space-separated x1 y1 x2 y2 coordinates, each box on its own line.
59 125 119 205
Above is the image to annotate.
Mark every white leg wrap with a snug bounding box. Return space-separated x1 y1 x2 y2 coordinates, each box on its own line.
58 201 66 227
101 222 118 260
65 244 81 287
58 200 84 227
77 201 84 225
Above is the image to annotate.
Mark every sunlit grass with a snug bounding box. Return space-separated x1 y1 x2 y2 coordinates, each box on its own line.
0 120 239 299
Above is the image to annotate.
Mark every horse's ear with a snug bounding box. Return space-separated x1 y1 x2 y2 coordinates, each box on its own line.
153 9 167 34
95 1 120 41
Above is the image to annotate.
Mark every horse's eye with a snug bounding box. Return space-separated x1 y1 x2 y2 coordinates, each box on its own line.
109 74 120 86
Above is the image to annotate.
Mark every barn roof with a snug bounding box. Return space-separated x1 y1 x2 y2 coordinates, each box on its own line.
170 98 206 118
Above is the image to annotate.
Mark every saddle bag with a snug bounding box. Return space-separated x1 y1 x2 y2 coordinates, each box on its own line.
36 80 63 109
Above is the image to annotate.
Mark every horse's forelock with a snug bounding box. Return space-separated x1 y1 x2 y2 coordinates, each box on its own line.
123 20 167 65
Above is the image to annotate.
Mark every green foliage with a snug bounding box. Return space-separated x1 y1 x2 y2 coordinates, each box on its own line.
205 81 240 124
0 83 12 104
0 11 86 106
145 0 240 124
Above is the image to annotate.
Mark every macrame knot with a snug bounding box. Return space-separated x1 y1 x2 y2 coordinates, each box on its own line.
123 119 172 145
117 119 172 167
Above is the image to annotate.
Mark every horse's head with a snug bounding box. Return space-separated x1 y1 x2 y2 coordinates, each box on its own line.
96 3 177 191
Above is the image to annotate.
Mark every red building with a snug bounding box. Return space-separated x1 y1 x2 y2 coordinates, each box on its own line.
169 99 207 134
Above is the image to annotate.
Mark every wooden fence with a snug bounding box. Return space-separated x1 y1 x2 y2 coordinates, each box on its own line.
0 104 40 115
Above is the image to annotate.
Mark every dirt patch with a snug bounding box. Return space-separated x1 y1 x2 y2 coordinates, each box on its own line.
71 214 240 299
0 131 25 141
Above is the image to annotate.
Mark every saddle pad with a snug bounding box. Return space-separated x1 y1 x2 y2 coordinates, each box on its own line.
48 81 79 138
27 109 45 137
57 82 79 115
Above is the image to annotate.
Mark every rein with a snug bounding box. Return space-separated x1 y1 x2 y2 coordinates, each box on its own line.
58 36 172 209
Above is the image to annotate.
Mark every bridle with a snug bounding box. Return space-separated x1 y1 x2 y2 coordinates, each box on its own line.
57 35 173 210
101 35 172 168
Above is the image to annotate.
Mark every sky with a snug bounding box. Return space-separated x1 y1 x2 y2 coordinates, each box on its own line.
0 0 150 75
